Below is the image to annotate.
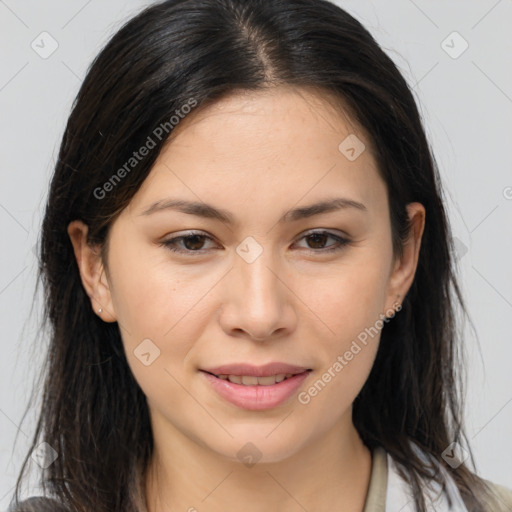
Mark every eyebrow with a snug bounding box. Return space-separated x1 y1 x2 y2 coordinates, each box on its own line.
140 197 367 224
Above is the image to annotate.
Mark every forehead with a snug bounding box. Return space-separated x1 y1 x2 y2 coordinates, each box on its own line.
125 86 386 220
168 85 369 149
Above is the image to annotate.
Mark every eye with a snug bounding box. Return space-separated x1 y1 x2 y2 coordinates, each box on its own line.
160 231 220 254
294 230 351 253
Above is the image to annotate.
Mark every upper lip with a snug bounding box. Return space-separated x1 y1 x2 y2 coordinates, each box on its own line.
201 363 311 377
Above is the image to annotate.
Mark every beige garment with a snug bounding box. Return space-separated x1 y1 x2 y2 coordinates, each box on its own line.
362 446 388 512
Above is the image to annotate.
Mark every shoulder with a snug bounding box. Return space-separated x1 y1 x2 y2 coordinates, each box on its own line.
7 497 69 512
383 443 512 512
483 479 512 511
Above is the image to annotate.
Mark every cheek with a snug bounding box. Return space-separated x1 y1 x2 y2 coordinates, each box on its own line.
295 268 387 420
298 256 391 343
107 254 218 409
108 244 209 335
291 251 391 408
107 246 226 378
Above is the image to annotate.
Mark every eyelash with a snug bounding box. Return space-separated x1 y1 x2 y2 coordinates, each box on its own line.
160 230 351 255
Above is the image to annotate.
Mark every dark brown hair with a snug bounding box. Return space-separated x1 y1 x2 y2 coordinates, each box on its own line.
11 0 505 510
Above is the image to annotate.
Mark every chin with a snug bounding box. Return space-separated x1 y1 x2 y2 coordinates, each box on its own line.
203 428 310 466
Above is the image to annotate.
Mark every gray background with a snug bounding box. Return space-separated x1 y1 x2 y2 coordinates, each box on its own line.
1 0 511 504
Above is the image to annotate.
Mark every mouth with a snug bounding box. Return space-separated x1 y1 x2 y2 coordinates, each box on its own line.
199 367 312 411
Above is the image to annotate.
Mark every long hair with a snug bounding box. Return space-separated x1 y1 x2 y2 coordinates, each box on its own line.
11 0 504 510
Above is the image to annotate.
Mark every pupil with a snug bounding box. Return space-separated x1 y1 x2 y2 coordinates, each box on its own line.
184 235 204 250
308 233 327 249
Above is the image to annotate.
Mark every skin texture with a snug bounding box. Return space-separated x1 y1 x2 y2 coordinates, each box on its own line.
68 86 425 512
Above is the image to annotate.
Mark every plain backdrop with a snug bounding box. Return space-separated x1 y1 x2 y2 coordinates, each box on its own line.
1 0 511 505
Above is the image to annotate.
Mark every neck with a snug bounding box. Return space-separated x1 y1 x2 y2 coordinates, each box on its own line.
144 412 372 512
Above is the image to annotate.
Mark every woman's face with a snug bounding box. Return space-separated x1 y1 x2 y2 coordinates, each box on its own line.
84 87 424 463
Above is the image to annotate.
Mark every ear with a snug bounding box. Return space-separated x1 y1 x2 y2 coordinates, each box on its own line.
384 202 425 314
67 220 117 322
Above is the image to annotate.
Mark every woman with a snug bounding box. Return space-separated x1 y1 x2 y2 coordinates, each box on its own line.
9 0 512 511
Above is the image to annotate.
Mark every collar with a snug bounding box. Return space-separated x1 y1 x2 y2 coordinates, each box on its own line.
362 445 388 512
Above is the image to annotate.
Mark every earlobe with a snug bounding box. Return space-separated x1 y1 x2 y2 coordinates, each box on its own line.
67 220 117 322
384 202 426 313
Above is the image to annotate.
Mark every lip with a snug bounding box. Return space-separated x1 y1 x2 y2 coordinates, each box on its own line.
200 364 312 411
201 362 311 377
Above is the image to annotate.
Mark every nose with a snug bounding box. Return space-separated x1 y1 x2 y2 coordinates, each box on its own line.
218 246 297 341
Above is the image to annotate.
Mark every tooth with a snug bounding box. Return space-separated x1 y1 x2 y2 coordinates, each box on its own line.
222 374 295 385
242 375 259 385
257 375 277 386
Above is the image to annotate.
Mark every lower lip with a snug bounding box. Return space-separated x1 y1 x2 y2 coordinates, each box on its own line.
201 370 311 411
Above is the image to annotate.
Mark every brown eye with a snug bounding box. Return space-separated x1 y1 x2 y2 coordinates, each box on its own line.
305 233 330 249
161 232 219 254
295 230 351 253
181 234 208 250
